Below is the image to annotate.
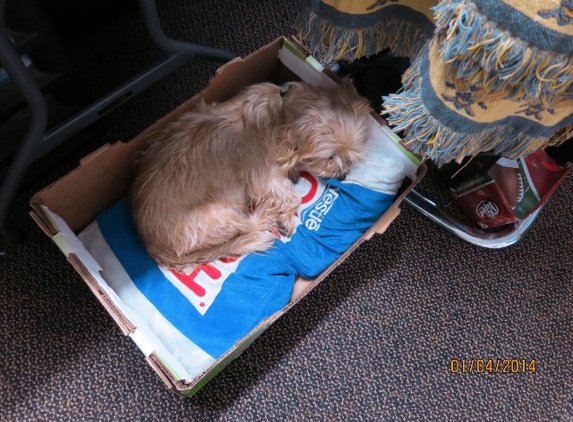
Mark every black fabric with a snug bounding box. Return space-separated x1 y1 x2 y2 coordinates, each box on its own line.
546 138 573 166
1 1 572 420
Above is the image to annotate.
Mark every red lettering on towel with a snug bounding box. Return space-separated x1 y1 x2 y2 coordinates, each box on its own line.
162 256 245 313
299 171 318 205
171 264 222 297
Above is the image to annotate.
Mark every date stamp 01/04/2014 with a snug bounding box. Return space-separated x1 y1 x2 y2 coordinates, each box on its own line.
450 359 537 374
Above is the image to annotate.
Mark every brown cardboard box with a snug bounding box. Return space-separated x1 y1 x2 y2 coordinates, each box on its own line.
29 37 426 397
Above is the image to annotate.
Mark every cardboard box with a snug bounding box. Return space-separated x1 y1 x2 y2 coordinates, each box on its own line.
30 37 426 397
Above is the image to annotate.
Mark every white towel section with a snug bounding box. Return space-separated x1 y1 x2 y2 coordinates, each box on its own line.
344 122 406 194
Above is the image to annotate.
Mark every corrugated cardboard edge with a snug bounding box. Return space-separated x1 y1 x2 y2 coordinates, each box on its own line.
30 203 136 337
67 254 136 335
175 311 280 397
29 210 56 237
146 353 190 394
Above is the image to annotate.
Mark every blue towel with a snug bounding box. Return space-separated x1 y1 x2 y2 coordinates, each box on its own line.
97 177 396 358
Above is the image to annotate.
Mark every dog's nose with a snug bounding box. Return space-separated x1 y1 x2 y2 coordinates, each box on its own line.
336 174 347 181
279 83 291 97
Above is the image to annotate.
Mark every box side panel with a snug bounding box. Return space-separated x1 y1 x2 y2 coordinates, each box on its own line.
180 315 278 397
31 142 140 233
67 253 136 335
201 38 284 103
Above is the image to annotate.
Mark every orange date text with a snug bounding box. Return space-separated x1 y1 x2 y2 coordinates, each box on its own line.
450 359 537 374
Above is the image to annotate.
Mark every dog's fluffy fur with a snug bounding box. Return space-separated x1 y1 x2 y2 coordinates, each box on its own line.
130 79 372 272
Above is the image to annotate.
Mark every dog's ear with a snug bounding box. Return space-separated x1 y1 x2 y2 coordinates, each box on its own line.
335 77 360 102
335 77 372 117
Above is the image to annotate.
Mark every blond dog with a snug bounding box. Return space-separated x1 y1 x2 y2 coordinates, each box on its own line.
130 79 372 272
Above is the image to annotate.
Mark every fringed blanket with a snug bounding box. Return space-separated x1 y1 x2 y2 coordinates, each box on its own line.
383 37 573 164
296 0 573 165
295 0 437 60
434 0 573 105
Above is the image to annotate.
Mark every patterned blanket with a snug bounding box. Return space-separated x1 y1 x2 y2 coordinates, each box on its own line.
296 0 573 165
296 0 436 60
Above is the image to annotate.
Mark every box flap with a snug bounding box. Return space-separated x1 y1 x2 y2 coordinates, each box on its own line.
31 141 138 233
79 144 112 167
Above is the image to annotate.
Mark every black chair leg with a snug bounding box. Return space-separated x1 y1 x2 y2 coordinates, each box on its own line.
0 21 49 242
0 0 236 242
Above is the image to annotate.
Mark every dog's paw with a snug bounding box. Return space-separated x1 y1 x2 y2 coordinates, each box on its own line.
277 214 297 237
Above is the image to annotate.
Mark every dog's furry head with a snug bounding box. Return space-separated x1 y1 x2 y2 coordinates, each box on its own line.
276 78 373 180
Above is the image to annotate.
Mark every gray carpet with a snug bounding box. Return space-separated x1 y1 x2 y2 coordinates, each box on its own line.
1 1 572 420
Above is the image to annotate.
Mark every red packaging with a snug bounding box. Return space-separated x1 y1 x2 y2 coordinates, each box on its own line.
451 150 571 229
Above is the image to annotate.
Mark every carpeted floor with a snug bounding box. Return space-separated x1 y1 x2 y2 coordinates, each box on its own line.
1 1 572 421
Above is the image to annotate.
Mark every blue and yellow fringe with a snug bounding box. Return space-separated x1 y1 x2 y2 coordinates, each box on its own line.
383 41 573 165
433 0 573 105
295 1 435 61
